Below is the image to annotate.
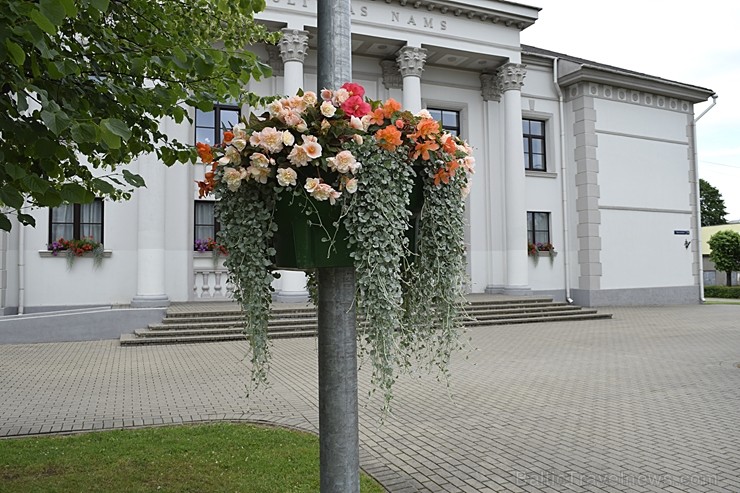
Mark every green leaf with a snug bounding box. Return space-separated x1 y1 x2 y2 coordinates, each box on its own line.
22 175 50 195
5 40 26 67
5 162 26 181
173 46 187 64
41 107 71 135
100 118 132 141
0 186 25 209
122 169 146 188
100 127 121 149
39 0 67 26
88 0 110 13
60 183 93 203
71 122 99 143
92 177 116 195
0 214 11 232
17 213 36 227
29 9 57 35
59 0 78 17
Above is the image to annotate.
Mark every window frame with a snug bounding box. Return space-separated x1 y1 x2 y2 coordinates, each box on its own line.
195 103 241 146
48 199 104 245
193 200 221 250
427 108 461 137
523 118 547 172
526 211 551 246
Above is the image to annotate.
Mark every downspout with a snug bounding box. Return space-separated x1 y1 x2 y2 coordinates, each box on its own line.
17 210 25 315
553 58 573 303
693 94 718 302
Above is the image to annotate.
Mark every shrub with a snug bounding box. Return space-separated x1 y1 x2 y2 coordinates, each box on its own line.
704 285 740 299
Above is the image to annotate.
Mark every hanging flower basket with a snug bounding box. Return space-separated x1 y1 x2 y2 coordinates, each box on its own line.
194 82 474 408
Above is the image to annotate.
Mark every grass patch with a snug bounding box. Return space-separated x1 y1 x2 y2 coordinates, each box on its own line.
0 422 385 493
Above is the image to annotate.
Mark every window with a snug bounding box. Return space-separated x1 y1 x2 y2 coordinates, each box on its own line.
194 201 220 248
527 211 550 245
428 108 460 136
195 104 241 145
523 118 546 171
49 200 104 244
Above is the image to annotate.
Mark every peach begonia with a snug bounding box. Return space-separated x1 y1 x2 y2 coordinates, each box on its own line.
332 88 350 105
375 125 403 152
320 101 337 118
382 98 401 118
250 152 270 168
282 130 295 146
276 167 298 187
218 145 240 165
344 177 358 194
312 183 342 205
327 150 360 174
303 91 318 106
320 88 333 101
248 165 270 184
288 145 310 167
301 135 322 160
223 167 247 191
304 177 321 193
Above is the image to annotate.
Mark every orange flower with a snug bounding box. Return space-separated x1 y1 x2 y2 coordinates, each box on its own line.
433 168 450 186
412 140 439 161
410 118 441 140
375 125 403 151
196 142 214 163
367 108 386 126
223 131 234 143
441 135 457 154
382 98 401 118
394 119 405 129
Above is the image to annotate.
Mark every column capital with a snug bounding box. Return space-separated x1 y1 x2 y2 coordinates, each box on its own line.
278 28 309 63
380 60 402 89
480 73 501 102
497 62 527 92
396 46 427 78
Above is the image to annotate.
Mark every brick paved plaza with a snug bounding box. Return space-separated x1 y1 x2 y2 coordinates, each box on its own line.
1 304 739 492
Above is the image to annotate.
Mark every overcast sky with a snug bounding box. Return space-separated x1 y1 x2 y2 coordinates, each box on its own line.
518 0 740 221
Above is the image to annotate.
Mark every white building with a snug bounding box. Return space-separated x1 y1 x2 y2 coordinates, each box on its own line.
0 0 714 319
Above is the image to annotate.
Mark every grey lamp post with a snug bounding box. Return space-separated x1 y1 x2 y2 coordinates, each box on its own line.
316 1 360 492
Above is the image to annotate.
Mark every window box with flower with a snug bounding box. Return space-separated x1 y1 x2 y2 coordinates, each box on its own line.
194 82 475 406
528 241 557 260
41 237 110 268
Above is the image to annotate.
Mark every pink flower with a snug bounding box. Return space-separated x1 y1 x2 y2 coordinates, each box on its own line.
301 135 322 160
304 177 321 193
327 150 357 174
341 95 371 118
320 88 333 101
341 82 365 98
287 145 310 166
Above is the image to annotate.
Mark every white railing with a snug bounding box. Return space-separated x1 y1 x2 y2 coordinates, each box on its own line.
192 254 232 299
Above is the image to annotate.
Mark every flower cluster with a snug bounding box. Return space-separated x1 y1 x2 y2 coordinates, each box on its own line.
528 242 555 257
48 237 102 257
194 237 228 255
196 82 474 203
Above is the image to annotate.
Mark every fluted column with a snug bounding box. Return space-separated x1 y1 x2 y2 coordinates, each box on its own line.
131 140 170 307
499 63 530 295
397 46 427 113
276 28 310 303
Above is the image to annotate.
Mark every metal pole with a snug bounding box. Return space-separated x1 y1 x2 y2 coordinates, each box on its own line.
316 2 359 493
317 267 359 493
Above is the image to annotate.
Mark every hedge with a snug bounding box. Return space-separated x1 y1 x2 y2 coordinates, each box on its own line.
704 285 740 299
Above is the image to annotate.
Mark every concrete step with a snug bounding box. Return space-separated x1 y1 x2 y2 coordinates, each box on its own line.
121 297 612 346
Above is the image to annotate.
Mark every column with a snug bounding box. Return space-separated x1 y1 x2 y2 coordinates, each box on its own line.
396 46 427 113
276 28 310 303
278 28 309 95
131 143 170 307
498 62 530 295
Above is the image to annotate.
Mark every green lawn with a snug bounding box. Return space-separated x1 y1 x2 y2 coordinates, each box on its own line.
0 422 385 492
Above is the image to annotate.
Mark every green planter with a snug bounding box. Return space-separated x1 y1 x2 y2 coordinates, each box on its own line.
272 172 425 270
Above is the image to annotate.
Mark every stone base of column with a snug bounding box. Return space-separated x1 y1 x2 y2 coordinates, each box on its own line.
485 284 505 294
130 294 170 308
273 291 310 303
503 286 532 296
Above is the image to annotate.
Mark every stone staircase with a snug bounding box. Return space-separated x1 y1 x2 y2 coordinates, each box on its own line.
120 296 611 346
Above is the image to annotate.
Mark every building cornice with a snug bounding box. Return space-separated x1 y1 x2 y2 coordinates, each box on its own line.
369 0 539 30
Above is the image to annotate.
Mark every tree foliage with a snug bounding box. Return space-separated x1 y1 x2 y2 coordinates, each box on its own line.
700 179 727 226
708 229 740 286
0 0 277 231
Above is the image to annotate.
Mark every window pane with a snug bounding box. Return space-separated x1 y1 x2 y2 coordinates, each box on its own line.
52 204 74 223
442 111 458 127
530 120 544 135
195 202 215 225
428 109 441 122
51 224 73 242
534 212 549 232
80 224 102 242
220 109 240 131
522 120 530 134
532 154 544 170
531 139 543 154
195 225 214 241
196 109 214 128
80 201 102 223
196 127 215 145
523 137 529 152
535 231 550 245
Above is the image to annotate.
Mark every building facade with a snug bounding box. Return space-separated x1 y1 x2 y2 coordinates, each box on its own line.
0 0 715 316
